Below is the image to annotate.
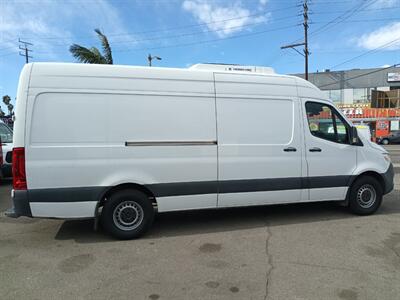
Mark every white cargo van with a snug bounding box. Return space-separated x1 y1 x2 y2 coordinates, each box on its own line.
7 63 394 239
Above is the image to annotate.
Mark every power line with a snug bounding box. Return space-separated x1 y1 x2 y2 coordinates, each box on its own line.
17 4 301 41
92 24 302 53
32 16 303 55
330 36 400 69
13 14 300 55
311 5 400 14
0 45 17 52
310 17 400 24
46 14 302 50
289 0 375 45
35 24 301 55
0 52 17 58
318 64 400 88
308 0 376 38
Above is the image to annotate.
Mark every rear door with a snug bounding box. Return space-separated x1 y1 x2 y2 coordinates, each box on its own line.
302 100 357 201
215 73 305 207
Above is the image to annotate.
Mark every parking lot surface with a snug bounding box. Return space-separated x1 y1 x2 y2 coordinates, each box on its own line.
1 146 399 300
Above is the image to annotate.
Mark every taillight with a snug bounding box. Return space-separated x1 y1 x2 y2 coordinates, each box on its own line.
12 147 27 190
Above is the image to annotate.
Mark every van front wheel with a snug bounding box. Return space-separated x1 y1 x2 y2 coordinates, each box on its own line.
348 176 383 215
101 189 155 239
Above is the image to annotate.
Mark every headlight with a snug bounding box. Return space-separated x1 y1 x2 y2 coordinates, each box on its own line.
383 154 391 163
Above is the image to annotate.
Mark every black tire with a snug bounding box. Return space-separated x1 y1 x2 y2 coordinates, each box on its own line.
381 139 389 145
348 176 383 215
101 189 155 239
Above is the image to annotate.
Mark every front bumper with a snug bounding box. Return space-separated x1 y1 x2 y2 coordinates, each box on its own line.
5 190 32 218
382 163 394 195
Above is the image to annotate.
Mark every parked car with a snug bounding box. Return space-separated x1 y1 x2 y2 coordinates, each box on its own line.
377 131 400 145
0 120 13 177
7 62 394 239
0 136 3 178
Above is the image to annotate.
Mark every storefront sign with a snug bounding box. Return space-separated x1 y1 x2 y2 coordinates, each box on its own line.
388 72 400 82
376 120 390 137
340 108 400 119
342 108 363 115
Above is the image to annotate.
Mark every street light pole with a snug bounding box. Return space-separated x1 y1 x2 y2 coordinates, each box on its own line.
148 54 162 67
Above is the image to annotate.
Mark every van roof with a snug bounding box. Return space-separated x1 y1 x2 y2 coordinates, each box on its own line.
189 63 275 75
26 62 327 100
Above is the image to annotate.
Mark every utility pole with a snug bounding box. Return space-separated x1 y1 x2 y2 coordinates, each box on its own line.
304 0 309 80
147 54 162 67
281 0 309 80
18 39 33 64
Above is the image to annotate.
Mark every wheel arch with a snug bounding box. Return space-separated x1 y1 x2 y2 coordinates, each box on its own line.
93 183 157 230
345 170 385 204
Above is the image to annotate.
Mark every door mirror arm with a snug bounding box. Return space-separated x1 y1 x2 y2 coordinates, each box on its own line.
349 126 363 146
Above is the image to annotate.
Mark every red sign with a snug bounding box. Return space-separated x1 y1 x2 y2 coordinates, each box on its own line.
376 120 390 137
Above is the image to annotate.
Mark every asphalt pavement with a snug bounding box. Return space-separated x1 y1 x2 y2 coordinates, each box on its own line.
0 146 399 300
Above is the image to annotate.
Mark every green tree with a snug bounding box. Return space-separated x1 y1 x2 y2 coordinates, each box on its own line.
69 29 113 64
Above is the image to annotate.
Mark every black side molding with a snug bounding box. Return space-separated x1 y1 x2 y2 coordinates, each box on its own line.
381 163 394 195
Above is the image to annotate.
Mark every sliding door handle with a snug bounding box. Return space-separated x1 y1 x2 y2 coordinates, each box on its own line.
284 147 297 152
309 147 322 152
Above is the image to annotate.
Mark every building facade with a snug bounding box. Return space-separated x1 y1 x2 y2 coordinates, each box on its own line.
295 67 400 138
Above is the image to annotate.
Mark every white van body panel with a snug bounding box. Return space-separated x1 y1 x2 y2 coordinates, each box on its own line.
12 63 392 219
25 63 218 216
295 77 329 101
354 135 390 175
13 63 32 148
214 73 307 207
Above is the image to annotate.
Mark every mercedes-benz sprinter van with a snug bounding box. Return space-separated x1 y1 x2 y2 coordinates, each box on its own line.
7 63 394 239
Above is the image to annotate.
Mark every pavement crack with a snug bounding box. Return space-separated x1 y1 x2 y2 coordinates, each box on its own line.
264 222 274 300
389 247 400 260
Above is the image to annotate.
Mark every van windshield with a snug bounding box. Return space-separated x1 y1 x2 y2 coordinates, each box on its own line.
0 123 13 143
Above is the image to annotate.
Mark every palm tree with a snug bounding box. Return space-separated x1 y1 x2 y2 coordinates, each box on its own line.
2 95 13 116
69 29 113 64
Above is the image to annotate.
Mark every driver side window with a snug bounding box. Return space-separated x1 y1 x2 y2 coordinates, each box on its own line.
305 102 349 144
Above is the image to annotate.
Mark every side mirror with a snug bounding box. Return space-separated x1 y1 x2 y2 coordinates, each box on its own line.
350 126 359 145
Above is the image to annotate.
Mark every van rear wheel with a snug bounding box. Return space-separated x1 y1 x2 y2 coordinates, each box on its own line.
348 176 383 215
101 189 155 239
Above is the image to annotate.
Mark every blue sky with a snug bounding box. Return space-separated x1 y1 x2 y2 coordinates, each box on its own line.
1 0 400 110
